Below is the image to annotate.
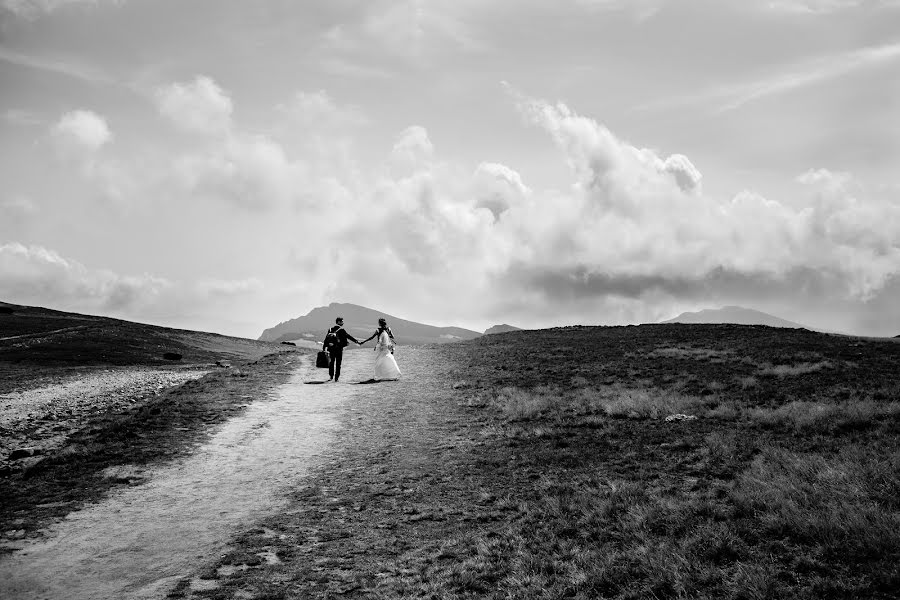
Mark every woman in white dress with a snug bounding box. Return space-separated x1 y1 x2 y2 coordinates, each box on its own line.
363 318 401 381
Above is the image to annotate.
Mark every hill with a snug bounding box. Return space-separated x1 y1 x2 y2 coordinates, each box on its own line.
258 302 482 346
484 324 522 335
662 305 807 329
0 300 284 376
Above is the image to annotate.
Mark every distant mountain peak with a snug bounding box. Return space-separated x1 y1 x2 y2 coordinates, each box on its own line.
259 302 482 345
484 324 522 335
662 306 807 329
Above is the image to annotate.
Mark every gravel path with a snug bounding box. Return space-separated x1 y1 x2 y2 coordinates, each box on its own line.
0 352 359 600
0 367 210 467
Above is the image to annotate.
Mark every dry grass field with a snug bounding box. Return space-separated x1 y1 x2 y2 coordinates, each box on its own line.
168 324 898 600
2 305 898 599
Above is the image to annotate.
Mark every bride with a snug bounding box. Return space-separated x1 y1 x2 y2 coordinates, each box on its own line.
363 318 401 381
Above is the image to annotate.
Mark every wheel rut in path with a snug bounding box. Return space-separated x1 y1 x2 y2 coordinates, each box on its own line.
0 353 360 600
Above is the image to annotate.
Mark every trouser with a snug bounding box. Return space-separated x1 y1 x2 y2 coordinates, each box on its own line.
328 348 343 380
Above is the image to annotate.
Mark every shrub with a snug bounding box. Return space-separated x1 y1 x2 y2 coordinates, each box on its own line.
491 385 710 421
492 386 557 420
748 400 900 432
756 361 832 377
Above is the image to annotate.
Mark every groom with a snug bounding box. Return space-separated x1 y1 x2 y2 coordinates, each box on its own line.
325 316 361 382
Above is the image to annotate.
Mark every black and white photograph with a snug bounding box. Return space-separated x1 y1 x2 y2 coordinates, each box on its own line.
1 1 899 598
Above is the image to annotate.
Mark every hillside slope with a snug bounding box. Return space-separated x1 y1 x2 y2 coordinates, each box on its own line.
0 301 284 371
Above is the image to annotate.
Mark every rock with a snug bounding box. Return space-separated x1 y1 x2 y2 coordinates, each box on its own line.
665 413 698 422
215 360 232 368
9 448 36 460
163 352 183 361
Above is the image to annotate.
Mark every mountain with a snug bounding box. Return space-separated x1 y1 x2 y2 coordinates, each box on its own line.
258 303 482 346
484 324 522 335
662 306 807 329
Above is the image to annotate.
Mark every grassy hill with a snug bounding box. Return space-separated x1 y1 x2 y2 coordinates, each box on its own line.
0 301 284 392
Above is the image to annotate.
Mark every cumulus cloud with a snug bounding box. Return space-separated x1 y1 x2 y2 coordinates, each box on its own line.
472 162 530 220
155 76 233 134
662 154 702 193
500 92 900 307
15 80 899 337
278 90 367 130
176 133 308 210
270 89 896 333
0 242 170 313
0 243 277 331
390 125 434 169
53 109 112 151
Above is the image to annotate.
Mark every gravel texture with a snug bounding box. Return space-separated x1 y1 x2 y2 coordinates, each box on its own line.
0 367 209 472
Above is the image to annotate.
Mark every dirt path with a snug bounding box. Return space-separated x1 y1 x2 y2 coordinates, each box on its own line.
170 345 496 598
0 352 374 600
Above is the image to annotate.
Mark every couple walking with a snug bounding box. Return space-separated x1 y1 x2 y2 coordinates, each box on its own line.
324 316 401 383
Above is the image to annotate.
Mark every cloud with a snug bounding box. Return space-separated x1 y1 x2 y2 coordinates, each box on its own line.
155 76 233 134
796 167 852 189
196 277 263 297
278 90 367 130
472 162 530 220
494 91 900 310
15 76 899 336
265 88 898 333
575 0 665 20
0 196 37 230
0 45 113 85
1 0 123 19
0 243 276 331
763 0 899 14
175 132 309 210
0 242 170 313
53 109 112 151
390 125 434 169
3 108 41 126
635 40 900 114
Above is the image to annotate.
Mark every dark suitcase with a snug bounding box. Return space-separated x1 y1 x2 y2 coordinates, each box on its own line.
316 351 330 368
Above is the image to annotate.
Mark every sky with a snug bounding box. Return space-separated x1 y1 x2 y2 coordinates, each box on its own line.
1 0 899 338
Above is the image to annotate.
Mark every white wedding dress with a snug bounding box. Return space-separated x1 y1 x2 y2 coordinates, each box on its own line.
373 330 401 381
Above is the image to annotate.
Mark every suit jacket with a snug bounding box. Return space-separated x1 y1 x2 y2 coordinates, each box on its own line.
327 325 359 350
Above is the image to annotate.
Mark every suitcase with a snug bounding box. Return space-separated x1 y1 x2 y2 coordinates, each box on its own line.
316 350 330 368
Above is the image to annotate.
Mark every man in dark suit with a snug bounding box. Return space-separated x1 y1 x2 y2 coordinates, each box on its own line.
325 316 360 382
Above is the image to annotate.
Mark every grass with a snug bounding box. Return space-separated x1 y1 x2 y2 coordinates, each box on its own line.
747 399 900 432
732 446 900 560
170 324 899 599
491 385 713 421
757 361 834 377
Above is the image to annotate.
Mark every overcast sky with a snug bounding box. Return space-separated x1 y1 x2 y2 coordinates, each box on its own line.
2 0 899 338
